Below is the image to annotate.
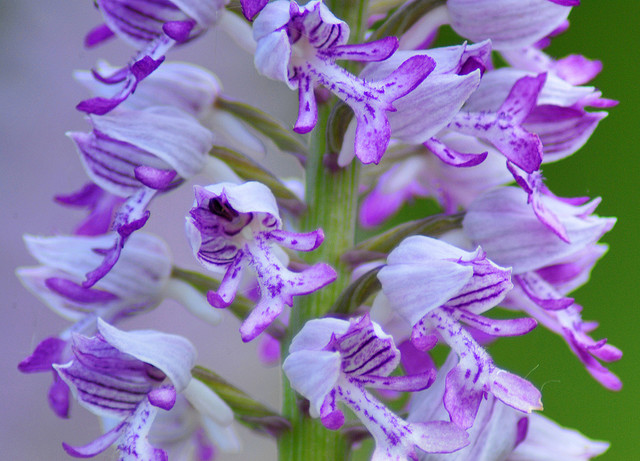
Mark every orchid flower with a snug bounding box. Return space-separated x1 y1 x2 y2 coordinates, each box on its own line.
378 236 541 429
79 0 228 115
68 106 214 286
54 320 233 459
186 181 337 342
463 186 621 389
283 314 470 459
338 41 491 167
253 0 435 164
17 232 219 417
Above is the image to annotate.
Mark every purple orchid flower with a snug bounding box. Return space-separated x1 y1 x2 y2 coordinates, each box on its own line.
409 351 606 461
463 186 621 390
253 0 435 164
283 314 470 458
17 232 220 418
463 68 613 164
338 41 492 167
53 320 233 460
378 236 541 429
68 106 214 287
186 181 337 342
79 0 228 115
450 70 611 240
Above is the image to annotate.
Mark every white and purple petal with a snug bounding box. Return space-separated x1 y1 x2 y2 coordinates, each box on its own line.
462 187 615 274
447 0 573 49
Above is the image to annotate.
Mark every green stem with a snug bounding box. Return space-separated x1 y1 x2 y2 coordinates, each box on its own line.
278 3 368 459
278 103 359 461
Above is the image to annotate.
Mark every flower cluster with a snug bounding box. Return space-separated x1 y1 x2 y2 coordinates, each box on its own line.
20 0 619 460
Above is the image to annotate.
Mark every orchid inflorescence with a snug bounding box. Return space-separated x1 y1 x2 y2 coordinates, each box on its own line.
20 0 618 460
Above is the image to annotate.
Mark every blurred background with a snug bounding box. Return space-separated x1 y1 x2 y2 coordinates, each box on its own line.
1 1 637 460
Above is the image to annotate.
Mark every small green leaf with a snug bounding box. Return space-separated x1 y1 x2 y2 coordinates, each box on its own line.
171 267 286 339
330 266 382 315
326 102 354 154
193 366 291 437
367 0 447 43
216 97 308 155
210 146 306 215
344 213 464 265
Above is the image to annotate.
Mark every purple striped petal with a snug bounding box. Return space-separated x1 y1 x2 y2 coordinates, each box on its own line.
70 107 211 197
442 255 513 315
97 319 196 392
380 236 511 324
55 335 158 418
86 107 213 180
515 273 574 310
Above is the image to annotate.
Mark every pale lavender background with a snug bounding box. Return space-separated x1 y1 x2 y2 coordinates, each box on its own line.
1 2 297 459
